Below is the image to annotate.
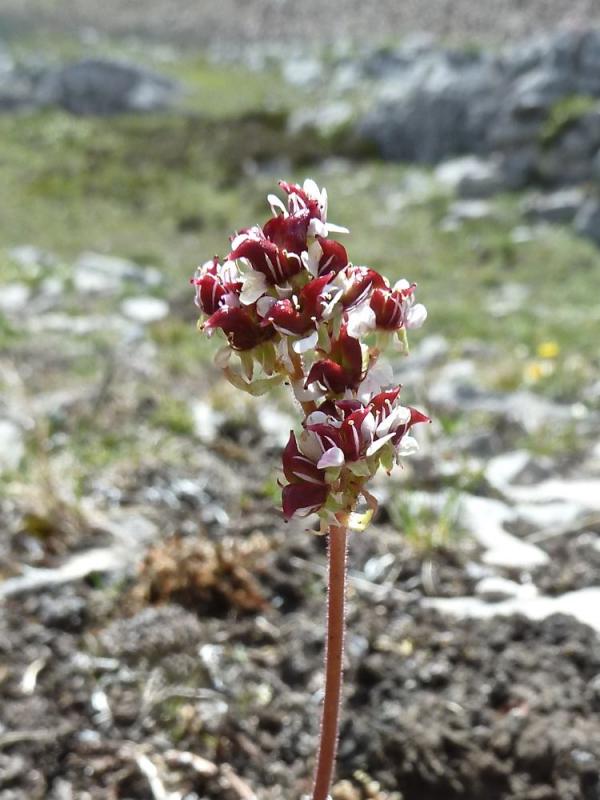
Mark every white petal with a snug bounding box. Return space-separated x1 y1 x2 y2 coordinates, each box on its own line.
321 186 328 219
308 218 328 238
240 272 268 305
221 291 240 309
396 435 420 457
267 193 287 216
221 261 241 284
305 410 330 426
346 303 376 338
321 288 343 320
360 411 376 444
292 329 319 354
292 379 324 404
393 278 411 292
406 303 427 329
376 405 410 436
317 447 345 470
325 222 350 235
230 232 249 250
256 295 276 318
366 433 395 457
302 178 320 199
298 428 325 461
304 240 323 277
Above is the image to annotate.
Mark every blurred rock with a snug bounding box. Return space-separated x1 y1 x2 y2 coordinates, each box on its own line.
429 361 575 432
441 199 493 229
35 58 178 115
358 51 502 162
73 251 161 294
486 282 529 317
435 156 505 198
281 56 322 88
485 450 552 491
0 283 30 314
191 400 224 443
426 586 600 633
0 44 38 111
475 576 538 603
428 360 480 408
8 245 56 270
522 188 586 224
257 405 294 448
574 198 600 245
289 100 354 137
350 28 600 227
0 419 25 473
120 296 169 324
460 494 550 569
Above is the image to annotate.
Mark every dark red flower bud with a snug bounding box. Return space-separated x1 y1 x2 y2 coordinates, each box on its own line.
370 288 404 330
316 237 348 276
305 360 352 395
369 387 402 417
192 258 242 316
298 273 337 321
263 212 311 256
229 230 303 285
305 327 364 394
204 306 275 351
261 274 337 337
340 266 387 309
262 299 311 336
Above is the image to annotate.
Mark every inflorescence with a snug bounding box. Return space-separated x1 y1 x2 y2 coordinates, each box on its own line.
193 179 429 530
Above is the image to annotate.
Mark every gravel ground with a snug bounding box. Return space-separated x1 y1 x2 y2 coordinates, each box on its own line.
1 0 599 48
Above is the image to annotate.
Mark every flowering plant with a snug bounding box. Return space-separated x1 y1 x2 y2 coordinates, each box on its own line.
193 179 428 799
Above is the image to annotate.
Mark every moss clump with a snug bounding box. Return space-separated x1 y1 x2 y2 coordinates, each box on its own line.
540 94 598 148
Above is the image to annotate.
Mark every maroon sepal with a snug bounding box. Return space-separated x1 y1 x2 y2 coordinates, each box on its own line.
282 432 326 485
204 306 275 351
282 482 328 520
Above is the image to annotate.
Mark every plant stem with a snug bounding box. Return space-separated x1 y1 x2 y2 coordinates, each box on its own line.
311 523 348 800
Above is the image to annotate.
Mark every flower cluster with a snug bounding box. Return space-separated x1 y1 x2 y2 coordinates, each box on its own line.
193 179 429 528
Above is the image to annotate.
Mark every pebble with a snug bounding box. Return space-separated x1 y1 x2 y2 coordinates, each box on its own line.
0 283 30 313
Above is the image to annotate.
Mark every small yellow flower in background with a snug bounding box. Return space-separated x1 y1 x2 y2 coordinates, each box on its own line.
537 340 560 359
524 360 554 383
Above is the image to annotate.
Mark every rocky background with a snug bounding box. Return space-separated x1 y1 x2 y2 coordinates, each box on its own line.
1 5 600 800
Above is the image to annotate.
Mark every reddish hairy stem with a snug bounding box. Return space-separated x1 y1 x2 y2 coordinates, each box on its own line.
311 523 348 800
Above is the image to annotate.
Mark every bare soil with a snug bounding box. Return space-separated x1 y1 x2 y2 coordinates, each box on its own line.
1 445 600 800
